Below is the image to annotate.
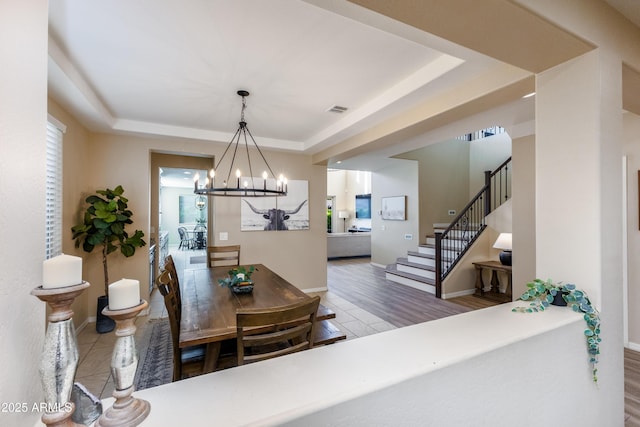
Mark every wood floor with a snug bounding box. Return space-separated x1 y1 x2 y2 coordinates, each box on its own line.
627 348 640 426
328 258 640 426
328 257 497 327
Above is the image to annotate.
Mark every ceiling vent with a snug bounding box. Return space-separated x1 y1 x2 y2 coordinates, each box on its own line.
327 105 348 113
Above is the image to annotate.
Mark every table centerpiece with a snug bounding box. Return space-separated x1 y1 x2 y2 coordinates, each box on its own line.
218 265 255 294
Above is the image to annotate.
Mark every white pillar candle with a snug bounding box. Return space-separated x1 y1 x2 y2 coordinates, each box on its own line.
42 254 83 288
108 278 140 310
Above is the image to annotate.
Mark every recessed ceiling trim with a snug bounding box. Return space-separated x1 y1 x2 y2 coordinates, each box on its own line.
113 119 306 151
48 35 116 128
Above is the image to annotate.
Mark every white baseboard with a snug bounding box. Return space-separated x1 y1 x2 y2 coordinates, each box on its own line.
303 287 328 293
88 316 97 323
75 318 90 334
441 288 477 299
371 262 386 269
627 342 640 352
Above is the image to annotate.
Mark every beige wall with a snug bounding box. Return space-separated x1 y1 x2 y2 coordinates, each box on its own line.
371 159 419 266
210 150 327 291
396 139 470 240
68 133 328 319
511 134 535 297
624 112 640 346
1 2 48 425
469 132 512 197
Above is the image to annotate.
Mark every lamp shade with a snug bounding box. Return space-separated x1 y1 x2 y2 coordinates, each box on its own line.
338 210 349 219
493 233 512 250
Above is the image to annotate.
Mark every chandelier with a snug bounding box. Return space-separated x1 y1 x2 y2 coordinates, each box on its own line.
194 90 287 197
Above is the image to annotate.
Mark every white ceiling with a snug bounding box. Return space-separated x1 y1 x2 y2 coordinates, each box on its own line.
47 1 507 156
48 0 639 171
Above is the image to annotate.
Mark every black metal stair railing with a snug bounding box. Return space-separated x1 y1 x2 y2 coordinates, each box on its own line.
434 157 511 298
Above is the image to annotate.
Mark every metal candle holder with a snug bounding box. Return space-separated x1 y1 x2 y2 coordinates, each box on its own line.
31 281 90 427
94 300 150 427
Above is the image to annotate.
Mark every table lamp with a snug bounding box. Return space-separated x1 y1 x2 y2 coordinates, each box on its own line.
338 210 349 232
493 233 512 266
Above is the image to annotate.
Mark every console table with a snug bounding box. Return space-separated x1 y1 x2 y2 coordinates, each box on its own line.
472 260 512 303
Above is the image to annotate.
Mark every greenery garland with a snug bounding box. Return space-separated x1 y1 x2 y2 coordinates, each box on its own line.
512 278 601 384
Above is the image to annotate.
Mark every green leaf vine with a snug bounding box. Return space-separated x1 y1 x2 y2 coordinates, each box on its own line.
512 279 601 384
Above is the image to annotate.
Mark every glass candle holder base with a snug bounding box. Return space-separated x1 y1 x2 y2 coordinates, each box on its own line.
94 300 150 427
94 386 150 427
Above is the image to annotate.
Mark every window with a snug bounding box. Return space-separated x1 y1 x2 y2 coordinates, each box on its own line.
45 116 65 259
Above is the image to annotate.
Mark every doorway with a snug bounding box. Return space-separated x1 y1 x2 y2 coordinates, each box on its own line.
150 153 214 287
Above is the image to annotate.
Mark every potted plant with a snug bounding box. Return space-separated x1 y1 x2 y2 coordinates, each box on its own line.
71 185 146 333
218 265 255 294
512 278 601 384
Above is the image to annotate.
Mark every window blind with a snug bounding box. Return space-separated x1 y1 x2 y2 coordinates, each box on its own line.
45 119 64 259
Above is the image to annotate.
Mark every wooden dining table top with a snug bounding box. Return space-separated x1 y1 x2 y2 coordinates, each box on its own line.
179 264 309 348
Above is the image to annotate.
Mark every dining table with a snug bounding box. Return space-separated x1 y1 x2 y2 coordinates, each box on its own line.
179 263 313 371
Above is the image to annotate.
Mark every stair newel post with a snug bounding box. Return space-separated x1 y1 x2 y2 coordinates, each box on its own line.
435 231 443 298
484 170 492 216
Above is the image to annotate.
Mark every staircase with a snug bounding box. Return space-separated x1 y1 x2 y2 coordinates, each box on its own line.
386 157 511 297
385 224 479 294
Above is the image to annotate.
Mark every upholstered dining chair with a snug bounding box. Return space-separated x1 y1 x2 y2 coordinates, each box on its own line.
206 245 241 268
156 270 205 381
236 296 321 366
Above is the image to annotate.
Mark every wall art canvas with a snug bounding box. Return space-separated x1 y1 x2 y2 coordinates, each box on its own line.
241 179 309 231
381 195 406 220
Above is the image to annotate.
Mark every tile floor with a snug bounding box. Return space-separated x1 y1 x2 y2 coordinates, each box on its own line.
74 249 394 400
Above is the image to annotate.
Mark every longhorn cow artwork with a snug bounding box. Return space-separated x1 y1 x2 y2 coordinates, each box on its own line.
241 179 309 231
243 199 307 231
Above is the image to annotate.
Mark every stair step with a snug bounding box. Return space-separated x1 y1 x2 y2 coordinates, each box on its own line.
396 258 435 279
408 250 455 263
385 265 436 294
425 232 479 247
432 222 483 230
407 251 435 267
417 244 459 258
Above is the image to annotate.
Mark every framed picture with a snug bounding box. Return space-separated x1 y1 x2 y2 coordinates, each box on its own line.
381 195 406 220
241 179 309 231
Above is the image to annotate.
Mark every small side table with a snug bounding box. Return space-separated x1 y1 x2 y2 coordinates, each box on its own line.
472 260 512 303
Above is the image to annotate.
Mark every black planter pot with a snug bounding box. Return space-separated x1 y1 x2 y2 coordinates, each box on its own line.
96 295 115 333
551 290 568 307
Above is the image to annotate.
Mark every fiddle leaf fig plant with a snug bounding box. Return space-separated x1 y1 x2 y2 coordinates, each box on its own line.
513 278 601 384
71 185 146 296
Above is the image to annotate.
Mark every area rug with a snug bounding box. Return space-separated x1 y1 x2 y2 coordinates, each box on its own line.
190 255 206 264
134 318 173 391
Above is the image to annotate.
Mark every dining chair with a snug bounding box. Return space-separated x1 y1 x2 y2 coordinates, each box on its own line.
206 245 241 268
193 224 207 249
177 226 194 250
236 296 321 366
163 255 181 317
156 270 205 381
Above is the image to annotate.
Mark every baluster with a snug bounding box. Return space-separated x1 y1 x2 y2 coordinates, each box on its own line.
435 231 442 298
